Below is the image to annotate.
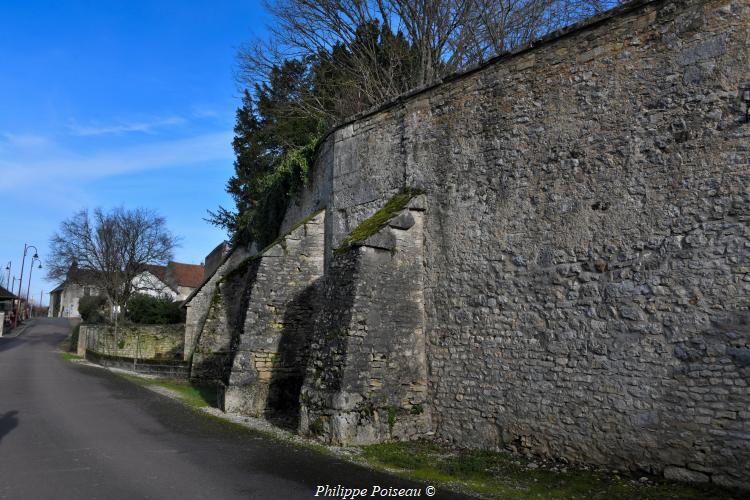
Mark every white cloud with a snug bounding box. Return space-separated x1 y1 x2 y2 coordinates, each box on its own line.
67 116 186 136
0 131 233 193
0 132 50 147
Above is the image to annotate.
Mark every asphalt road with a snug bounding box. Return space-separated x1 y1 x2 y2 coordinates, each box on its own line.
0 318 471 500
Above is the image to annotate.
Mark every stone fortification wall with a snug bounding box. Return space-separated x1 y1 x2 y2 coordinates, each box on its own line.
313 0 750 486
180 0 749 487
224 211 325 422
81 324 184 360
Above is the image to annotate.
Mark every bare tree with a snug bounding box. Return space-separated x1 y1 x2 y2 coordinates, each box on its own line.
238 0 618 120
48 207 178 323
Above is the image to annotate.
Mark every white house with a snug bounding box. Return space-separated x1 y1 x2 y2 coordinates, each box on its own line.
49 261 205 318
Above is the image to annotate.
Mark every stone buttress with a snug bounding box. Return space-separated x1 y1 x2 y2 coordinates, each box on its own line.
224 211 325 425
299 199 430 444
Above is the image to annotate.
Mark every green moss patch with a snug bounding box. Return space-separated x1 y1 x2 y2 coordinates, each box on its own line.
360 441 741 499
334 187 423 255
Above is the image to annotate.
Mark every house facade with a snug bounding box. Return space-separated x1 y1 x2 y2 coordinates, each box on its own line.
49 261 204 319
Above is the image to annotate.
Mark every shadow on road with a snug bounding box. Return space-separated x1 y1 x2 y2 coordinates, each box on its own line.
0 336 23 353
0 410 19 444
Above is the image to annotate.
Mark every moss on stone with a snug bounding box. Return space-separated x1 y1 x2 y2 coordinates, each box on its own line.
387 406 397 431
334 187 423 256
309 416 327 436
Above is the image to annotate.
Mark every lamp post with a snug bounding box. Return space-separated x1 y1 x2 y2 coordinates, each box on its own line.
26 258 42 318
4 262 10 290
13 244 38 328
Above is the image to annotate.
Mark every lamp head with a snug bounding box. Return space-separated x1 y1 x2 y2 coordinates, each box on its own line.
32 252 38 259
37 263 42 269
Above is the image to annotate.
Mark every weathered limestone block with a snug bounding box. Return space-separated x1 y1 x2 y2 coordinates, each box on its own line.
224 211 325 423
299 207 430 445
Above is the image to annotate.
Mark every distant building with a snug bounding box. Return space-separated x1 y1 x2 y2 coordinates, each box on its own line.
163 261 204 300
49 261 205 318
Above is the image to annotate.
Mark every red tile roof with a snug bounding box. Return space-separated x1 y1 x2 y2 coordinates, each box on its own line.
167 261 204 289
144 264 167 282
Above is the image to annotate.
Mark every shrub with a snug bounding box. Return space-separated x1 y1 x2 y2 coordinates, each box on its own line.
79 295 107 323
126 294 184 324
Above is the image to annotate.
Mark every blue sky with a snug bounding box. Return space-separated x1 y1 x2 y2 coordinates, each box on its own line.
0 0 268 305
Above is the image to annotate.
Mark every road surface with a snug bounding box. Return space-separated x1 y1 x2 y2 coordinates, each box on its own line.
0 318 470 500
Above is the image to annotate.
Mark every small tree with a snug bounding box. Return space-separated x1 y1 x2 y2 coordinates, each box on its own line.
78 295 107 324
48 208 177 341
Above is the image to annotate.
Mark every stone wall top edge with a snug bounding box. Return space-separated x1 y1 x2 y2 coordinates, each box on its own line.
318 0 660 143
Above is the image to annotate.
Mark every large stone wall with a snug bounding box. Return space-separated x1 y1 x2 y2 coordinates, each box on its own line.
317 0 750 486
183 0 750 487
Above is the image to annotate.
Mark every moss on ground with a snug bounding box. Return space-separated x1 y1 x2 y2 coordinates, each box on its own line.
360 441 742 499
334 187 423 255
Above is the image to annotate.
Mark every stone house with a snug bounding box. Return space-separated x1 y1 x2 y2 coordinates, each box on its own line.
49 261 204 318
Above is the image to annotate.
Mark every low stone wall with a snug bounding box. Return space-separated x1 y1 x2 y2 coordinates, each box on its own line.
85 350 189 378
79 324 185 360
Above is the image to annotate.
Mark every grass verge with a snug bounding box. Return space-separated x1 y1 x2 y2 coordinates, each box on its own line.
359 441 742 499
120 374 221 409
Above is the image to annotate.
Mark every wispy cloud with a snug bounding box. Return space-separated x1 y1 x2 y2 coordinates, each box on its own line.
67 116 186 136
0 131 233 192
0 132 50 147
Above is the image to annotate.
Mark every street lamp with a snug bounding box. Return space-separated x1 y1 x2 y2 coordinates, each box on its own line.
4 262 10 290
13 244 39 328
26 258 42 317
